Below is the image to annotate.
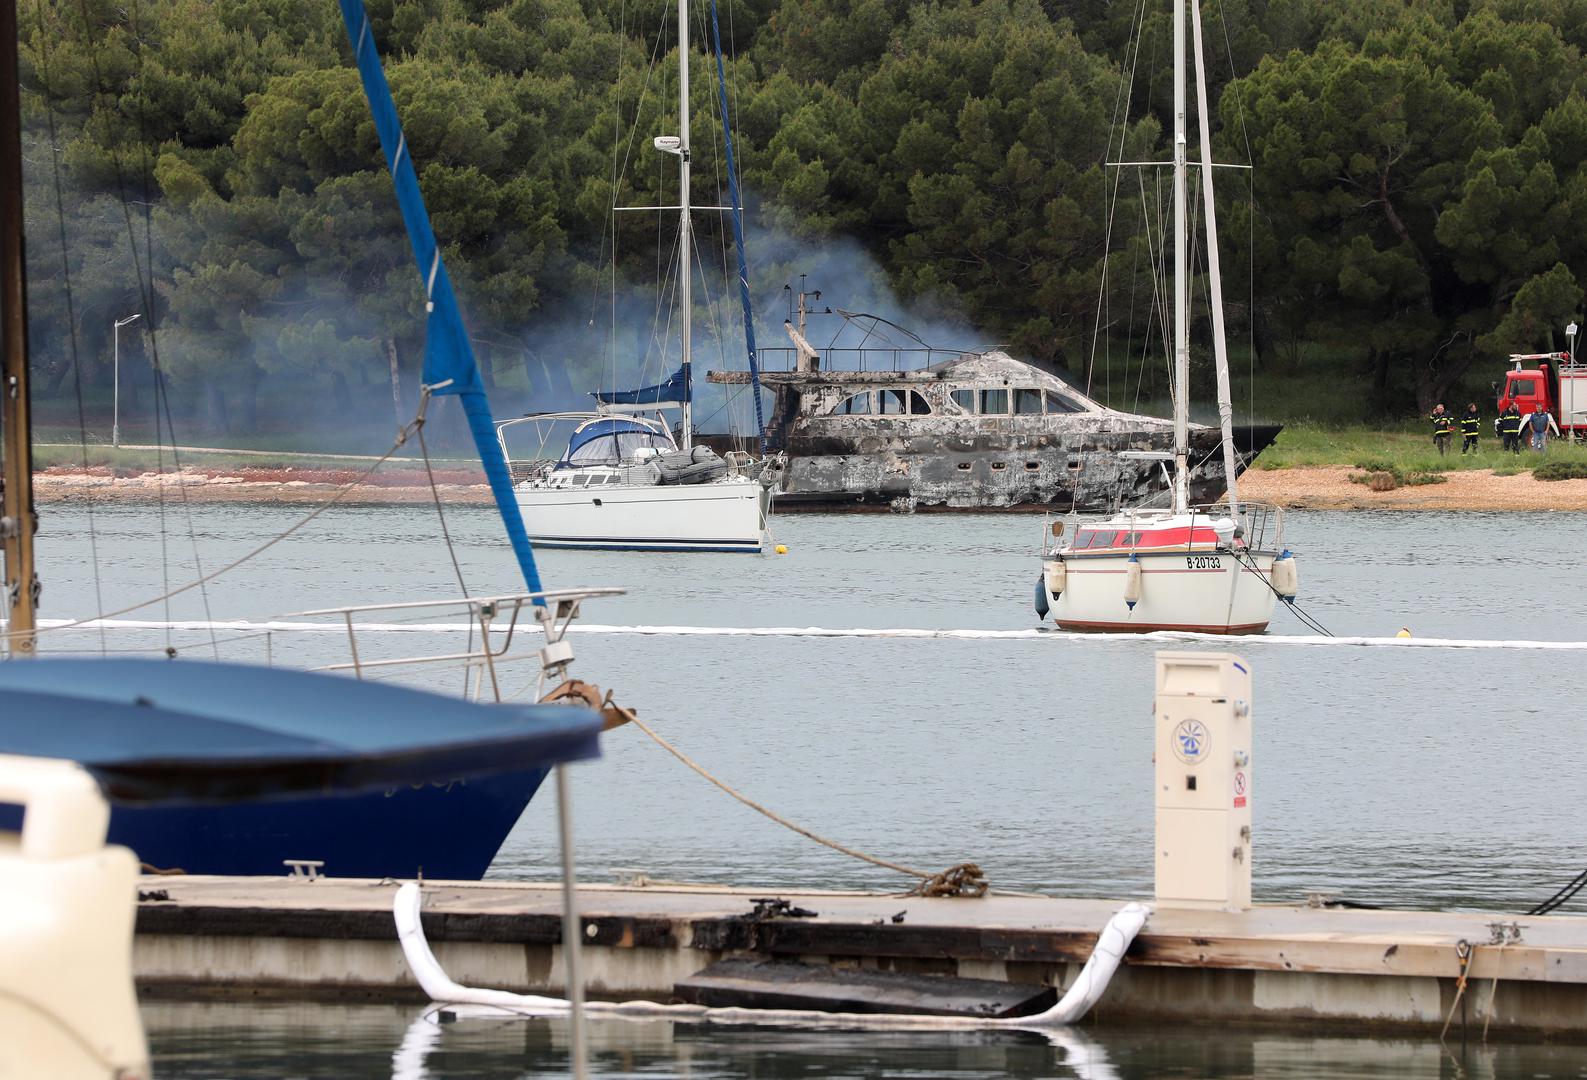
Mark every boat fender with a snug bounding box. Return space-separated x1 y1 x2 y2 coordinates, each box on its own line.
1271 549 1298 602
1033 578 1050 620
1042 558 1066 600
1124 553 1141 610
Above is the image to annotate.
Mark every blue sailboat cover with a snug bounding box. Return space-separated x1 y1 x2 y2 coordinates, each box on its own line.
338 0 543 596
0 660 600 804
592 367 686 405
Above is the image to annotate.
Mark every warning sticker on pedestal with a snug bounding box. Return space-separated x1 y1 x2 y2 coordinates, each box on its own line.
1233 770 1247 808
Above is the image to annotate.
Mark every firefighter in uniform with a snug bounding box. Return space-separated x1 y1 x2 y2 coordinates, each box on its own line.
1429 404 1454 456
1499 402 1524 453
1460 403 1481 454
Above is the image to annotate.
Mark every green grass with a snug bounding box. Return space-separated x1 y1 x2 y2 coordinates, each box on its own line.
1256 425 1587 472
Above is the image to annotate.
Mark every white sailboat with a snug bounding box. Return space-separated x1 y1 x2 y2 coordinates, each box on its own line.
1035 0 1298 634
500 0 772 553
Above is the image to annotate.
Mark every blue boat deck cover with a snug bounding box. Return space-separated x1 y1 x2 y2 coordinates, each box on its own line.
0 659 600 805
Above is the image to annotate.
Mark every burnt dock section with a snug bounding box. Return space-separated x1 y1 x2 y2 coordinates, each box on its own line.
134 877 1587 1039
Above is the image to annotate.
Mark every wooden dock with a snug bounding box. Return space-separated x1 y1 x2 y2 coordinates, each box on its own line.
134 876 1587 1039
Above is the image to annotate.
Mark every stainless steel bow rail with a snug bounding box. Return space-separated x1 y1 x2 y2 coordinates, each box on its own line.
286 588 626 702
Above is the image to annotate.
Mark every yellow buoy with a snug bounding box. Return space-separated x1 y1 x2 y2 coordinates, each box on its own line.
774 544 788 555
1396 627 1412 638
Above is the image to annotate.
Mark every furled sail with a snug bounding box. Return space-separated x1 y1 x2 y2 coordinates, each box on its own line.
337 0 544 596
593 368 687 405
708 0 766 455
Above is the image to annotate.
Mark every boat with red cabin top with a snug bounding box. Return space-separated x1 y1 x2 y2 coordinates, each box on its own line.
1034 0 1300 634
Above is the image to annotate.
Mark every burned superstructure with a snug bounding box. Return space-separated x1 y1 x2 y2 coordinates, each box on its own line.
706 309 1278 512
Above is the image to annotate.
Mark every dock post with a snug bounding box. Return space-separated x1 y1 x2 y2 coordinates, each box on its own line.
1153 651 1252 910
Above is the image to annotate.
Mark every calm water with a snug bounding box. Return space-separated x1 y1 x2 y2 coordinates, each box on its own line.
33 504 1587 910
145 1000 1587 1079
25 503 1587 1077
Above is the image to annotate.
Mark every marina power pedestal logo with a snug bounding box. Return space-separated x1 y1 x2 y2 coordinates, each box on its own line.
1171 719 1209 765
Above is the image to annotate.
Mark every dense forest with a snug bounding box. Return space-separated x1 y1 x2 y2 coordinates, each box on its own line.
15 0 1587 439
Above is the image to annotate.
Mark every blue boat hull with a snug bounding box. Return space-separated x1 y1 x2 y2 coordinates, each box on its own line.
0 767 549 879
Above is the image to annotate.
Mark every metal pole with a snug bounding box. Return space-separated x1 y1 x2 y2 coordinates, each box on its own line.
1191 0 1239 517
1171 0 1190 515
677 0 693 451
555 765 588 1080
113 313 140 448
1 0 38 658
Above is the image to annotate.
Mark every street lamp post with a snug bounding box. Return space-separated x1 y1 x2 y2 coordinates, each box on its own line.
1567 321 1579 365
113 313 141 447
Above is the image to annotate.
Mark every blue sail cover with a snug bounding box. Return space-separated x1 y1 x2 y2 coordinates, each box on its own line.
709 0 767 455
592 367 686 405
338 0 543 597
0 659 600 805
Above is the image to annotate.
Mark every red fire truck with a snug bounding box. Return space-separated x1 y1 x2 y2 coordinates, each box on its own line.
1496 352 1587 440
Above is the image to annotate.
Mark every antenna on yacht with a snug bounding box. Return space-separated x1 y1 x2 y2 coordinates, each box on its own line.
783 277 829 371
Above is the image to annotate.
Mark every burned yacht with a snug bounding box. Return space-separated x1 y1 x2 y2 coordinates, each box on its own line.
706 310 1279 511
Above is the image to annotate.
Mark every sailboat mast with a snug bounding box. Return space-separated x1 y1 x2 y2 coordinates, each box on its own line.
677 0 693 451
1171 0 1190 515
1191 0 1240 516
1 0 38 657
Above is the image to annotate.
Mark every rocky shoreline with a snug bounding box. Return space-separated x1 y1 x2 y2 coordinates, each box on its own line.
30 464 1587 511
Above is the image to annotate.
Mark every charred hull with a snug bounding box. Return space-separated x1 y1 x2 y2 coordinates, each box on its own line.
707 347 1280 512
769 424 1279 511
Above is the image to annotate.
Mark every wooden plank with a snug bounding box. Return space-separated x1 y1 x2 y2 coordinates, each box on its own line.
673 958 1057 1017
746 920 1101 964
135 904 675 948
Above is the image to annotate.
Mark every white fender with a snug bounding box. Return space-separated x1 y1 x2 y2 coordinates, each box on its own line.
1123 556 1142 610
1271 550 1298 602
1043 558 1067 599
0 755 148 1080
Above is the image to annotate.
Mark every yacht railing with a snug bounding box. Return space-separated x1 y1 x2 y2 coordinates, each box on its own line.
508 459 555 484
1229 501 1283 552
1040 501 1283 558
757 346 964 373
284 588 625 703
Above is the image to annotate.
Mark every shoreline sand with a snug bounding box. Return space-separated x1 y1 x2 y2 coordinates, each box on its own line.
29 464 1587 511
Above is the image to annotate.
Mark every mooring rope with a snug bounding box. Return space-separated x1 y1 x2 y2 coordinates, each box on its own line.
606 696 986 896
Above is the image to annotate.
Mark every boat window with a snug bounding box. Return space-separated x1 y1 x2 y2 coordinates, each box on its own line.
980 389 1009 414
878 389 907 414
832 391 874 415
565 429 673 467
1044 390 1084 414
1013 388 1043 414
1124 531 1142 547
907 391 930 414
950 389 976 413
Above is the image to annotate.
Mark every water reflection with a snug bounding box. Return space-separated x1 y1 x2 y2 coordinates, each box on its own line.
146 1000 1587 1079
